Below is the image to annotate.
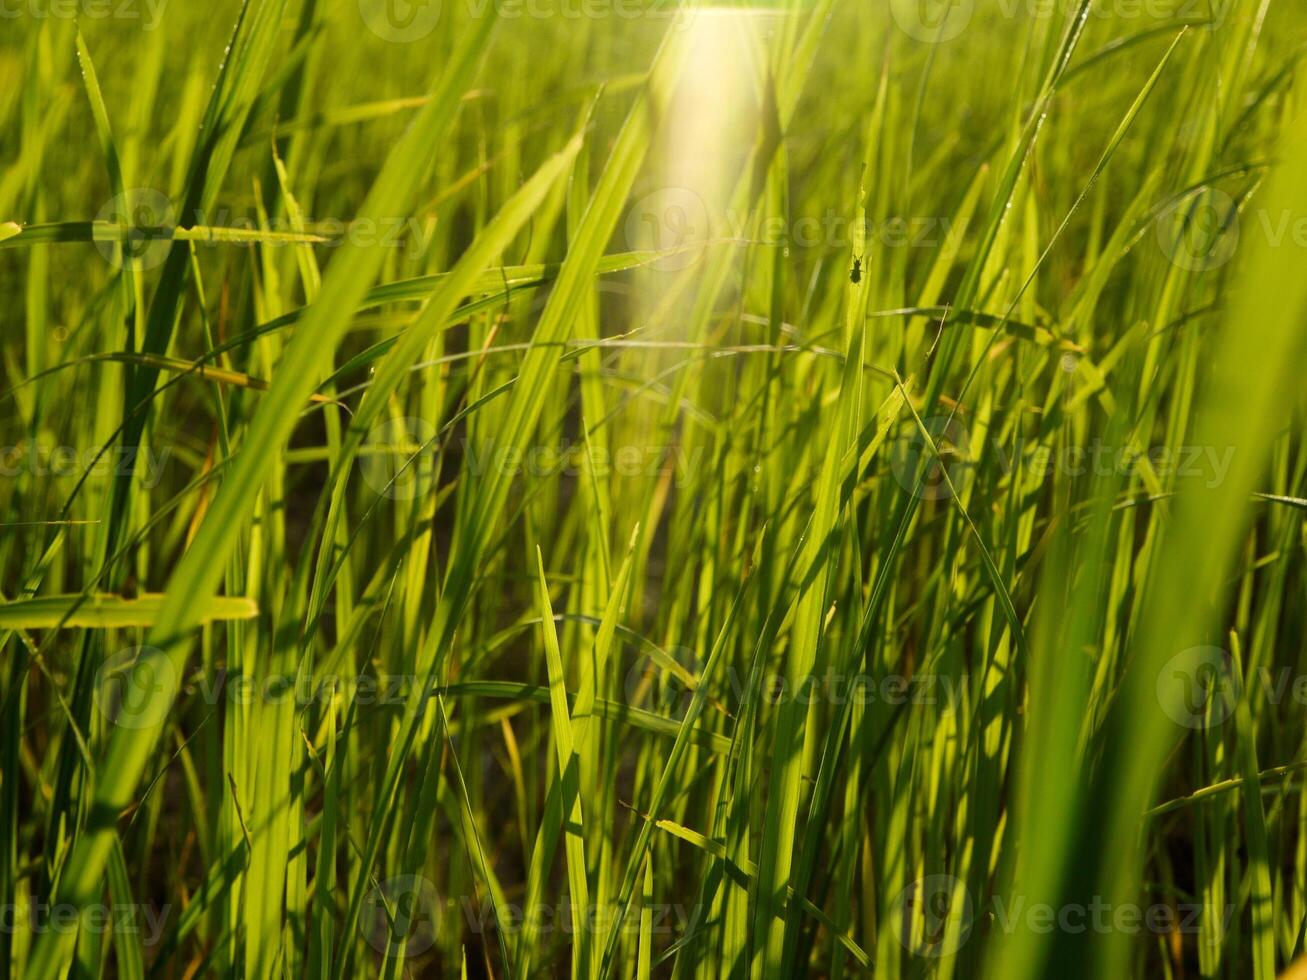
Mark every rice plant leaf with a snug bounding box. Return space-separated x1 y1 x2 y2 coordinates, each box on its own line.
534 546 592 977
0 594 256 630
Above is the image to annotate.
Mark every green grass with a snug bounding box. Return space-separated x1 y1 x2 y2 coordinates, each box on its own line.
2 1 1307 977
